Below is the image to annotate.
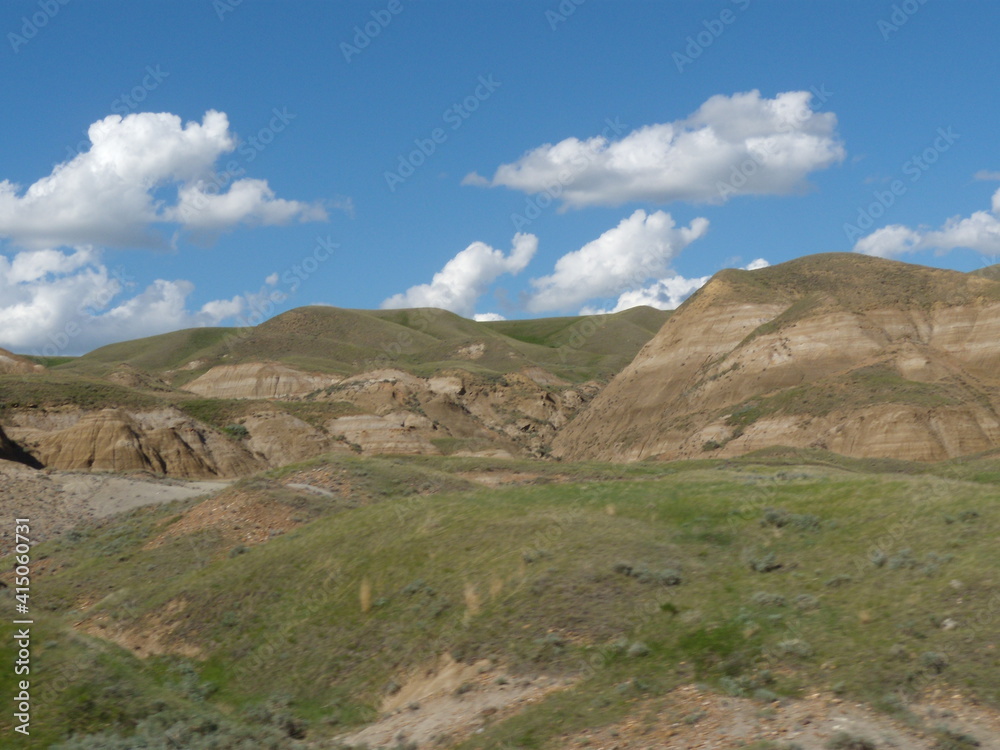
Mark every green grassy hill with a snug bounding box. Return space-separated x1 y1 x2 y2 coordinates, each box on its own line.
50 305 671 386
3 451 998 747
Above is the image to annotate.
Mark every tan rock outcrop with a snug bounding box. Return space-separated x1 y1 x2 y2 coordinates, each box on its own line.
14 408 261 478
554 254 1000 462
241 411 352 465
326 413 441 455
184 362 336 399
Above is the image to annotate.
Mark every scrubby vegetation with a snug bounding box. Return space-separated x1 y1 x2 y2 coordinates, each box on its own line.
1 452 998 747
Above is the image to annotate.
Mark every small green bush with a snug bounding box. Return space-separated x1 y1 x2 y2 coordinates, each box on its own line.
775 638 813 658
222 423 249 440
751 592 786 607
932 727 981 749
921 651 949 673
749 552 781 573
626 641 650 658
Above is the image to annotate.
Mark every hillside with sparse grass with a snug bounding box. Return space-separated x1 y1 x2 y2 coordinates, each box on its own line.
1 451 999 748
50 305 670 386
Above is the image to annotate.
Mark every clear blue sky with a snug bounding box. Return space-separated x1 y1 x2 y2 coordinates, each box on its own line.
2 0 999 354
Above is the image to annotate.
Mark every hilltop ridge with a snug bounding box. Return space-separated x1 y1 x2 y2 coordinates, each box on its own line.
554 253 1000 462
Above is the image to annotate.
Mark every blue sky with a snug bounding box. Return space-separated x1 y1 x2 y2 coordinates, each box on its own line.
2 0 1000 355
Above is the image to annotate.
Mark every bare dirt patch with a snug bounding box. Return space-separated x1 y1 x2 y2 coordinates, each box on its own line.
567 683 1000 749
337 654 571 748
0 460 229 556
77 599 203 659
143 487 302 552
457 470 546 487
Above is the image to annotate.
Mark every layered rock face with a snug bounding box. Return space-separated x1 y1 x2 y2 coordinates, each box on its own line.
5 408 261 478
0 364 596 476
184 362 336 399
554 254 1000 462
318 368 598 457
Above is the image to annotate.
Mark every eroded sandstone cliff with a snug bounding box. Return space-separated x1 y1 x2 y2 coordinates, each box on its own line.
553 254 1000 462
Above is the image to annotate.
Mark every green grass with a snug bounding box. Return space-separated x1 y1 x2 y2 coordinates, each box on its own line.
22 355 77 368
52 305 670 385
3 454 999 747
0 373 165 413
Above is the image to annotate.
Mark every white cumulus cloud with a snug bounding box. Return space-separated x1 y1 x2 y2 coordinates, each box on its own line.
580 258 769 315
473 312 506 322
525 209 709 313
381 233 538 318
0 247 247 355
467 90 844 208
854 187 1000 258
0 110 325 250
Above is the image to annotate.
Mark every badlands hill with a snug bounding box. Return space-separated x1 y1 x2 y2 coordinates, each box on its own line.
554 253 1000 462
0 307 667 476
58 304 668 386
0 346 44 374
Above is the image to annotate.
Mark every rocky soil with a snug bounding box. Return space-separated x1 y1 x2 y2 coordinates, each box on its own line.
0 459 228 556
0 365 598 478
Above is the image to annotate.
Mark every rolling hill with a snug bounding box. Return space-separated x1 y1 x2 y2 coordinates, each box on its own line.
53 305 670 386
0 307 670 475
554 253 1000 462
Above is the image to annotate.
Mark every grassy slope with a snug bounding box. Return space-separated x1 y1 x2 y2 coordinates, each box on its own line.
3 452 998 748
51 306 671 385
0 373 166 414
702 252 1000 313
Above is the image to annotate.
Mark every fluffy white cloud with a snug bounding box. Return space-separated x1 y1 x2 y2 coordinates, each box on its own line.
166 178 327 239
525 209 709 313
381 233 537 317
466 90 844 208
854 187 1000 257
473 312 506 322
580 258 769 315
0 111 325 250
0 247 246 355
